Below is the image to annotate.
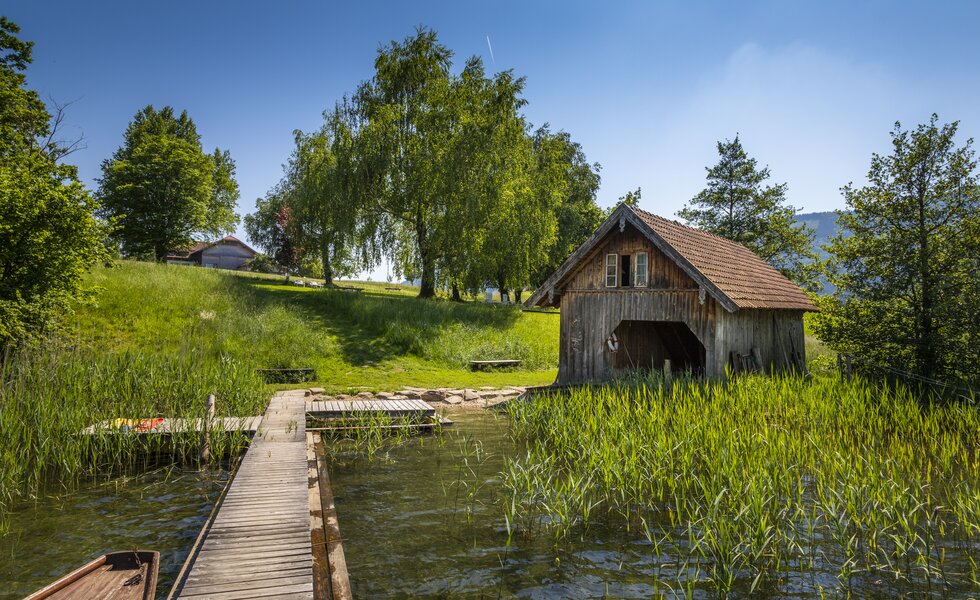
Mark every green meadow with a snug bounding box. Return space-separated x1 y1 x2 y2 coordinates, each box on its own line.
75 260 560 391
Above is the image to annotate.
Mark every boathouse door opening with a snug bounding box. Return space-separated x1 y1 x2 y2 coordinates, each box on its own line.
610 320 706 374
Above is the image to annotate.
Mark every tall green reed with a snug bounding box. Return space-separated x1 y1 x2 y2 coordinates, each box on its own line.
503 373 980 595
0 337 266 532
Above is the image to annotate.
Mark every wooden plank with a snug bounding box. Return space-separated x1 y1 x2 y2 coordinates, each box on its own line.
307 431 332 600
170 391 313 600
314 433 353 600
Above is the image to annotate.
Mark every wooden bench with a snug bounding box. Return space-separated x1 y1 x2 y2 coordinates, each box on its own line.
469 359 522 371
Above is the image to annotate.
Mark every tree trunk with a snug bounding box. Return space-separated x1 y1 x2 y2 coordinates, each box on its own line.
320 240 333 286
514 289 523 304
451 283 462 302
419 262 436 298
497 272 508 304
417 222 436 299
917 199 936 379
155 242 167 262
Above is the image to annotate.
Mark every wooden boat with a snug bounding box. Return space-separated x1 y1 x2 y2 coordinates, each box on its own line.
25 551 159 600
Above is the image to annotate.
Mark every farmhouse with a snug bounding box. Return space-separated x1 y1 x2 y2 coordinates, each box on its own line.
526 204 816 383
165 235 257 271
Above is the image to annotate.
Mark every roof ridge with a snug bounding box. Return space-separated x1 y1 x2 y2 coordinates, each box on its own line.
630 205 754 250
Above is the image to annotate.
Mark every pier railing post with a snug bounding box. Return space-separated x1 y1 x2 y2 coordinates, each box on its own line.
201 394 215 464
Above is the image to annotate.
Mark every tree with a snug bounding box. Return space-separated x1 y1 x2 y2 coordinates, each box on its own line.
531 127 603 289
244 191 305 275
0 17 107 346
352 27 457 298
97 106 239 260
679 136 816 287
813 115 980 384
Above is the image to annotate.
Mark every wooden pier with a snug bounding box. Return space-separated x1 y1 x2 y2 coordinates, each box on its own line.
83 416 262 435
168 392 443 599
307 398 435 418
170 391 323 600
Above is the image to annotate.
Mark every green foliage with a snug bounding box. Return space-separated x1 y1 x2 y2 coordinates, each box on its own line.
244 191 305 273
532 127 603 288
679 136 817 288
814 115 980 384
0 17 107 347
97 105 240 260
245 27 603 301
244 253 282 274
506 374 980 594
615 186 641 208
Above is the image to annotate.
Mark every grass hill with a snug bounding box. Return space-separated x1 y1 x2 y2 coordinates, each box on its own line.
75 261 560 392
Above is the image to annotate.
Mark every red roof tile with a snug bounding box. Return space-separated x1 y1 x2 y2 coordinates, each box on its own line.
632 207 816 311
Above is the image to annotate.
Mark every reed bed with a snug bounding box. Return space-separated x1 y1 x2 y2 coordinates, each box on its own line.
0 339 266 532
504 373 980 595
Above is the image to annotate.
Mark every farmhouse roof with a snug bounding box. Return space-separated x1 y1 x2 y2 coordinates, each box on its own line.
525 204 817 312
167 235 258 259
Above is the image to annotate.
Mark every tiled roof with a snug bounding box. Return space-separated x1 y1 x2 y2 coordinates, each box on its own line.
167 236 257 259
632 207 816 311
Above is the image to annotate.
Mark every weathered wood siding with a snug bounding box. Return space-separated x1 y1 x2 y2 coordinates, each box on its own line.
714 309 807 373
557 291 719 383
553 224 807 383
563 226 697 292
201 243 254 270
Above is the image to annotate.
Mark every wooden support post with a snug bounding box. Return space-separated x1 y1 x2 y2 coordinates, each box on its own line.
664 359 672 383
201 394 215 464
837 353 844 376
845 354 853 381
750 347 763 373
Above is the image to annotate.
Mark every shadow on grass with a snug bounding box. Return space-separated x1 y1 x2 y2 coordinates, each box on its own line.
234 279 524 367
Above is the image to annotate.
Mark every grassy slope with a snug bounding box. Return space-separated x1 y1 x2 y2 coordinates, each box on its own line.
74 261 559 393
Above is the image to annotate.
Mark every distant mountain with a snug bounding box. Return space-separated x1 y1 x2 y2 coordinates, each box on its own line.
796 211 848 294
796 211 840 260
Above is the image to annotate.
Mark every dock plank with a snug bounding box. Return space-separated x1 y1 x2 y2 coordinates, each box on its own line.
172 391 313 600
307 398 436 418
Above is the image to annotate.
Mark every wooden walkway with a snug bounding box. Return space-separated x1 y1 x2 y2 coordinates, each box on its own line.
83 416 262 435
307 398 435 418
171 391 314 600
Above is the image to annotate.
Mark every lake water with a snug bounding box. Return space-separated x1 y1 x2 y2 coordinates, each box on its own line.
329 411 977 599
329 412 680 598
0 465 228 599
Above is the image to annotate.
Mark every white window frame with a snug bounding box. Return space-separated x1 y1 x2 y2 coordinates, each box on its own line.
634 252 649 287
605 253 618 288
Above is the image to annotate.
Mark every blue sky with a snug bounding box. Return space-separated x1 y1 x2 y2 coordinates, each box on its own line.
8 1 980 267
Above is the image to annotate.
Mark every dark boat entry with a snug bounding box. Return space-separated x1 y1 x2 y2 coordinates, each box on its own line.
610 319 706 374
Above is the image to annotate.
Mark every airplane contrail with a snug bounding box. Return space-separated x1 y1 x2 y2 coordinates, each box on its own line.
486 36 495 65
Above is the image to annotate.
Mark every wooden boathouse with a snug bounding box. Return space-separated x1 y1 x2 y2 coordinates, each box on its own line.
525 203 817 383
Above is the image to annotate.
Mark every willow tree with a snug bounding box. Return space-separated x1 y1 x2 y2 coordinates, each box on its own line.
530 127 603 287
349 28 456 297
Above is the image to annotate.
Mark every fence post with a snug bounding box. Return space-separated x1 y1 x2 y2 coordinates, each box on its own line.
845 355 853 382
201 394 216 464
